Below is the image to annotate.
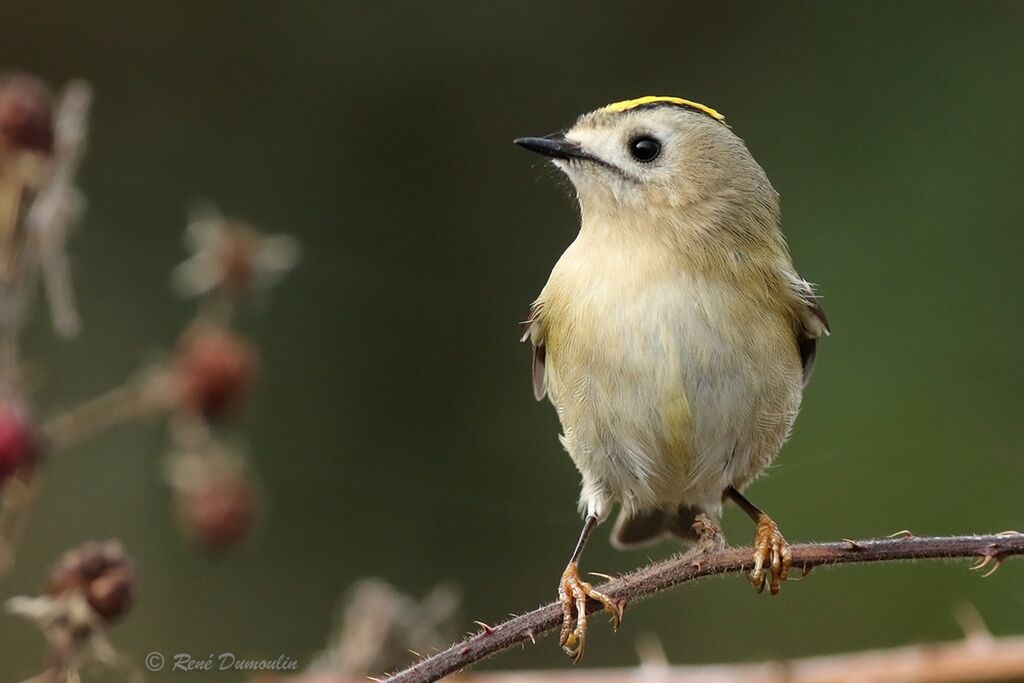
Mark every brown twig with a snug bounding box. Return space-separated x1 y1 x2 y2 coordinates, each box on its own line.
452 633 1024 683
41 370 172 452
384 533 1024 683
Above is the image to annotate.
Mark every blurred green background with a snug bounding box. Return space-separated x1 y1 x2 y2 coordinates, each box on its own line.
2 1 1023 680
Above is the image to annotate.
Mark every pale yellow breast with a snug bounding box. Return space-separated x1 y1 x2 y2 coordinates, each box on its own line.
534 231 802 513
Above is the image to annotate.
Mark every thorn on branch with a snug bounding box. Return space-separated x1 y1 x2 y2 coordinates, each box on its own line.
887 529 914 538
968 553 1003 577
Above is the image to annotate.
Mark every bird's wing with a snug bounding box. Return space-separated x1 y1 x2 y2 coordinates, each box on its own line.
786 273 830 386
521 303 547 401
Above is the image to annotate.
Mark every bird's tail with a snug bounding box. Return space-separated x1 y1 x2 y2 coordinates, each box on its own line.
610 505 703 550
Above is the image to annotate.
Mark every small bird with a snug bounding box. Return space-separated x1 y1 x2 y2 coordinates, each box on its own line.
514 96 829 662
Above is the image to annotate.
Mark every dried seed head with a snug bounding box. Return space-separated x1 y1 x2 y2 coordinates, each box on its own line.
177 472 257 550
47 540 135 623
0 403 40 482
174 206 301 299
0 73 54 156
219 221 261 294
86 564 135 621
175 327 258 418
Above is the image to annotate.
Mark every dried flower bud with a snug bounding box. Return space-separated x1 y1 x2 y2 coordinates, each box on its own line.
0 73 54 156
177 472 257 550
47 540 135 623
0 403 40 482
176 327 258 418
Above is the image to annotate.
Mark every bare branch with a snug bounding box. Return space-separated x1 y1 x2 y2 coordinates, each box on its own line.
384 533 1024 683
451 634 1024 683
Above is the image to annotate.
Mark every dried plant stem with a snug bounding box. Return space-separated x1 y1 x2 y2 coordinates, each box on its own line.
0 374 171 578
0 474 37 575
17 669 58 683
41 371 171 452
0 179 28 385
457 633 1024 683
384 533 1024 683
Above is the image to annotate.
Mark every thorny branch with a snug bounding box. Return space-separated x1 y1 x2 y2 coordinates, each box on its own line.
384 531 1024 683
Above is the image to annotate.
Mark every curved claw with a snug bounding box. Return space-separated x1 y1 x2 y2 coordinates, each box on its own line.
750 514 792 596
558 562 624 663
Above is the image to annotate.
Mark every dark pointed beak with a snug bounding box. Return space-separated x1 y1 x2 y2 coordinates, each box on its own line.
514 134 597 163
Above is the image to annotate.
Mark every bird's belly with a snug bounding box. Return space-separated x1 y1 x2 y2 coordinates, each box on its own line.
545 277 801 518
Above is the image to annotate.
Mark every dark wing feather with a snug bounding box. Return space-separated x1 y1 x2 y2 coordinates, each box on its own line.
798 299 830 385
531 342 546 401
521 304 546 401
787 275 830 386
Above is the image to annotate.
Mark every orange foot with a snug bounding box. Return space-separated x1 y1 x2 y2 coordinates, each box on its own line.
750 514 792 595
557 562 624 663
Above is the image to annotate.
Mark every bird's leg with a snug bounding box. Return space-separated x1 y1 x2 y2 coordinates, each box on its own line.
558 514 624 663
725 487 792 595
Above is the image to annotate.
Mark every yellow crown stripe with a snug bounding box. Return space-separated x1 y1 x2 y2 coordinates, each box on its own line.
601 96 725 123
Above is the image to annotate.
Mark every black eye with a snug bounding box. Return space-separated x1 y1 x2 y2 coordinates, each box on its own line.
628 136 661 162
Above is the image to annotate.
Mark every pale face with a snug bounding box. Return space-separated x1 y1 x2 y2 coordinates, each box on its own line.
517 104 767 216
572 107 761 211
